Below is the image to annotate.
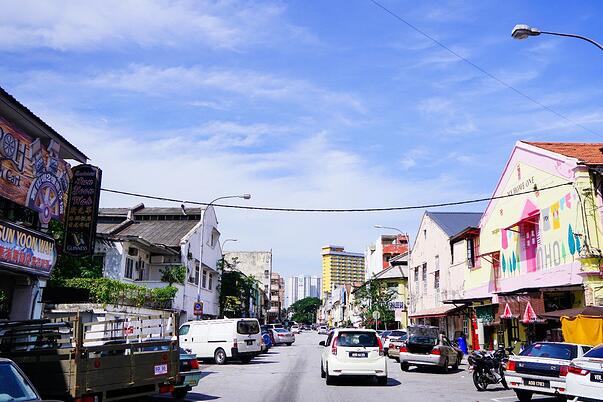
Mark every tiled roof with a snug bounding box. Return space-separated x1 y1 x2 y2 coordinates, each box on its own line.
98 207 203 216
97 222 119 235
115 220 199 247
426 211 482 237
523 141 603 165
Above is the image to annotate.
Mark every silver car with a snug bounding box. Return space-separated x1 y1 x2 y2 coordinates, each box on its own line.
399 326 461 373
271 328 295 346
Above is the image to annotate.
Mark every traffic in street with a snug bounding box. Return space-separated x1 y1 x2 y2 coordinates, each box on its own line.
151 330 566 402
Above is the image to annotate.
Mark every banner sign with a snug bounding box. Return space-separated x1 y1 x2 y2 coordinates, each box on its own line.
0 116 72 225
0 219 56 277
63 164 102 256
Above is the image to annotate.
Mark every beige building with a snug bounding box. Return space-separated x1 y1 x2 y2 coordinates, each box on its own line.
321 245 364 296
268 272 285 322
409 212 481 338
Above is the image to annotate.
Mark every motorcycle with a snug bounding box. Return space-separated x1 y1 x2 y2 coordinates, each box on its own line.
468 346 513 391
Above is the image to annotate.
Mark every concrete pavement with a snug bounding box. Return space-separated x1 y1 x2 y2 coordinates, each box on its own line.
152 331 563 402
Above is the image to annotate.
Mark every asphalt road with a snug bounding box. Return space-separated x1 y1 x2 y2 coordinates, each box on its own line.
151 331 565 402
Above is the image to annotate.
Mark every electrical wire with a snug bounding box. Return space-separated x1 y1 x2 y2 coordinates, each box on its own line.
100 182 572 213
368 0 600 138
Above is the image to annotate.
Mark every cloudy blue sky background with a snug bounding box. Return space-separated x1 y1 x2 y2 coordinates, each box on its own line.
2 0 603 277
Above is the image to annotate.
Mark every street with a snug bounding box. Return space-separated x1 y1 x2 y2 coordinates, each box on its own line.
152 332 564 402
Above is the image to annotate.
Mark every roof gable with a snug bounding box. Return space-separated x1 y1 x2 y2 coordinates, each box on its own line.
426 212 482 237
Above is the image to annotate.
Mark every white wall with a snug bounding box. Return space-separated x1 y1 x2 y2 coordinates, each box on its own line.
409 215 451 314
180 206 221 319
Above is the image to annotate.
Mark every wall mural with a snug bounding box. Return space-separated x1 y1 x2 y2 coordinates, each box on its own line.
500 191 580 276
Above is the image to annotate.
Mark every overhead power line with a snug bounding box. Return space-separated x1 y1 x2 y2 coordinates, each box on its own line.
101 182 572 213
369 0 600 137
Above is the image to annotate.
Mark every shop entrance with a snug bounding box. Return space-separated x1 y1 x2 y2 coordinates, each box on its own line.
0 274 16 320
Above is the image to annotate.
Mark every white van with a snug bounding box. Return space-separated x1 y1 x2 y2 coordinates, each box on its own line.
179 318 261 364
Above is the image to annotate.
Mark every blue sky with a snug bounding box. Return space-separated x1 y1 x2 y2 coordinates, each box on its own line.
2 0 602 277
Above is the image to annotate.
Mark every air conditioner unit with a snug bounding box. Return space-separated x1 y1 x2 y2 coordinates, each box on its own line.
128 247 139 257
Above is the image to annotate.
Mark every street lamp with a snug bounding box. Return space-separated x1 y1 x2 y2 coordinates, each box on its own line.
196 194 251 318
511 24 603 51
221 238 238 250
373 224 404 234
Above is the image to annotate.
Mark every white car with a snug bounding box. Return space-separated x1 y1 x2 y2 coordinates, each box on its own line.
566 343 603 402
318 326 328 335
290 325 301 334
319 328 387 385
506 342 592 401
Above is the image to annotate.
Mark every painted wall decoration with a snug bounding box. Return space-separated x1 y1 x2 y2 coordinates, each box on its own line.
0 116 71 225
0 219 56 277
499 190 581 277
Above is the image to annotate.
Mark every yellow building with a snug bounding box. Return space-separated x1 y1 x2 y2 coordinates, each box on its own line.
322 245 365 295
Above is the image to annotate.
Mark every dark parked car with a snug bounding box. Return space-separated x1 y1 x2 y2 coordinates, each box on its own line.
140 339 202 400
0 358 61 401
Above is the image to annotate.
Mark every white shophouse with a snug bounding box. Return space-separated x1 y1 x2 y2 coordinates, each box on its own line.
95 204 222 321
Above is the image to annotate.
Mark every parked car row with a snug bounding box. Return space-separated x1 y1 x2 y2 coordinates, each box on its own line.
505 341 603 402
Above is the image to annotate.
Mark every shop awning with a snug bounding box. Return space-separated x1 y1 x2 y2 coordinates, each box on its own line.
540 306 603 320
410 304 464 319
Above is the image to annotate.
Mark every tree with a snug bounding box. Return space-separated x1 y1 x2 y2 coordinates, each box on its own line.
289 297 321 323
218 257 260 317
160 265 187 286
48 220 102 284
352 279 396 327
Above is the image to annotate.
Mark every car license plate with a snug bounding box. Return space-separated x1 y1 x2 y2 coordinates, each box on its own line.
591 372 603 383
349 352 368 358
246 340 254 345
524 379 549 388
154 364 168 375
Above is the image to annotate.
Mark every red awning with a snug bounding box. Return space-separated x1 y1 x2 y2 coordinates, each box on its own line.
410 305 464 319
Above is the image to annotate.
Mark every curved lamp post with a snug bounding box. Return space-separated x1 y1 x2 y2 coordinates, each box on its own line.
511 24 603 51
196 194 251 318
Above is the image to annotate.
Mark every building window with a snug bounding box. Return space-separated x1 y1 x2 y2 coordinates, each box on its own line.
210 229 219 248
414 267 419 282
422 263 427 293
467 238 475 268
264 269 269 278
189 262 200 285
434 270 440 290
125 258 135 279
474 236 481 268
202 270 207 288
137 260 146 281
209 273 213 290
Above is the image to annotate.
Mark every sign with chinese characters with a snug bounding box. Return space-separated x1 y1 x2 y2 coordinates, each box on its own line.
0 219 56 277
0 116 71 225
63 164 102 256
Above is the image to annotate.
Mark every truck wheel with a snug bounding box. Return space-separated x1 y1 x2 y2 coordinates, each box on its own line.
240 356 252 364
172 388 188 400
400 362 410 371
214 348 227 365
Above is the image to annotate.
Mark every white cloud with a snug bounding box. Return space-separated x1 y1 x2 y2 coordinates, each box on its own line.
87 64 366 114
0 0 315 51
37 108 480 276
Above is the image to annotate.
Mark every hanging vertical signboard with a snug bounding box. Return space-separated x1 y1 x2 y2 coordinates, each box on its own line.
63 164 102 256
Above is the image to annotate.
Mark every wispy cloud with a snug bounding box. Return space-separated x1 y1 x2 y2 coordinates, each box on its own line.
87 64 367 114
0 0 316 51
